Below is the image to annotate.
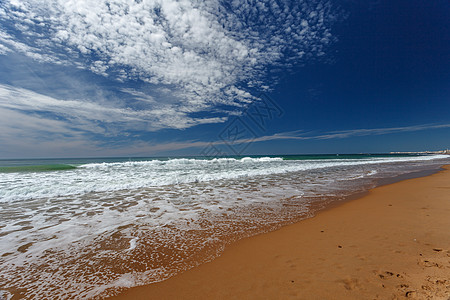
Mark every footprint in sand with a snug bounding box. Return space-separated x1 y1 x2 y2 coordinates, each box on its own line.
418 259 441 268
426 277 448 285
405 290 417 298
341 277 359 290
377 271 403 280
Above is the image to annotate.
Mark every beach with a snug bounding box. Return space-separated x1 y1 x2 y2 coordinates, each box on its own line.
111 165 450 299
1 156 449 298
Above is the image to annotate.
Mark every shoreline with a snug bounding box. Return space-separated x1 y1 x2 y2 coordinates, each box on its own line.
110 165 450 299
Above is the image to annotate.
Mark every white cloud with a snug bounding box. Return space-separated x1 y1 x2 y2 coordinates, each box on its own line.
314 124 450 139
0 83 231 157
0 0 340 126
126 123 450 154
0 84 227 136
242 124 450 143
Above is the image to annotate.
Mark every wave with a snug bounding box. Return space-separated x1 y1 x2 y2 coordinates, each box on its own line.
0 155 447 202
78 156 284 169
77 154 447 169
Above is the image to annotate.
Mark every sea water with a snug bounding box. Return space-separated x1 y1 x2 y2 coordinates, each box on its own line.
0 154 449 299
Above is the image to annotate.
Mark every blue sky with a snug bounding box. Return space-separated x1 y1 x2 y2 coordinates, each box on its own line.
0 0 449 158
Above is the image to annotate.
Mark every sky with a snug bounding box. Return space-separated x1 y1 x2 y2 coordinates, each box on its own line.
0 0 449 158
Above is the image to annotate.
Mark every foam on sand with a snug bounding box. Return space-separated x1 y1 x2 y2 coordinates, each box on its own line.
0 155 448 298
110 165 450 299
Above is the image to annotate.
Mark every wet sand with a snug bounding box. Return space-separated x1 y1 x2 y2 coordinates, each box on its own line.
111 165 450 299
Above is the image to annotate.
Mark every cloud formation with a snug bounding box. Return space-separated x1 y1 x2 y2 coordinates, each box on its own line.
242 124 450 142
0 0 339 127
0 84 226 138
126 123 450 154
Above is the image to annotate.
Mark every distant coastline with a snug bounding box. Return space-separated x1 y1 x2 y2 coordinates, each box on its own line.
390 149 450 155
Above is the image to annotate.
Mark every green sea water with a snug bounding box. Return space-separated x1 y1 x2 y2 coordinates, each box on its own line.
0 164 77 173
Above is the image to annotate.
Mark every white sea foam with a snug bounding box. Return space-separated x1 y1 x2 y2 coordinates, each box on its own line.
0 154 448 298
0 290 13 300
0 155 447 202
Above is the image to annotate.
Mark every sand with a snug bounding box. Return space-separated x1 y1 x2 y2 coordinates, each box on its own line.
110 166 450 299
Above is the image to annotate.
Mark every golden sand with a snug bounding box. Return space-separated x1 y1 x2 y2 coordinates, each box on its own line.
111 166 450 299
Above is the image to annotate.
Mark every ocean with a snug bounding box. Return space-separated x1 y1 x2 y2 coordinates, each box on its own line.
0 154 449 299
